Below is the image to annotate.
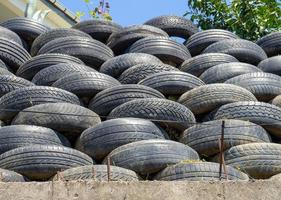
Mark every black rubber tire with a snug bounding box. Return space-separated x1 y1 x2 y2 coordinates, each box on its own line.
12 103 101 141
0 26 22 46
31 28 92 56
106 25 169 55
16 54 84 81
180 119 271 157
185 29 239 56
118 63 177 84
178 84 257 115
32 63 96 86
76 118 165 161
0 75 34 97
0 168 25 182
0 59 8 70
37 36 114 69
108 98 196 132
180 53 238 77
0 86 80 122
153 162 249 181
99 53 162 78
0 68 13 76
52 72 121 100
52 165 139 181
217 143 281 179
200 62 262 84
0 37 31 71
139 71 205 96
256 31 281 57
202 39 268 65
257 56 281 76
225 72 281 102
129 37 191 66
104 139 199 175
0 17 50 49
72 20 123 43
0 145 93 180
144 15 198 39
88 84 164 116
214 101 281 138
0 125 70 154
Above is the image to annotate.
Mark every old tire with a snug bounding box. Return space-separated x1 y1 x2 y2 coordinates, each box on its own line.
118 63 177 84
225 72 281 102
0 26 22 46
214 101 281 138
256 31 281 57
200 62 262 84
180 119 271 157
76 118 165 161
180 53 238 77
0 168 25 182
99 53 162 78
16 54 84 81
12 103 101 141
0 86 80 122
104 139 199 175
0 145 93 180
203 39 267 65
257 56 281 76
109 98 196 132
178 84 257 115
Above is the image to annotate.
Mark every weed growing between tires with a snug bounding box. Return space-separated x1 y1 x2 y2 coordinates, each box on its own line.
0 15 280 182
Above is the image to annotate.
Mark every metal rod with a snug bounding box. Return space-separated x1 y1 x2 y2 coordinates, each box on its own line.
219 120 225 180
107 157 111 182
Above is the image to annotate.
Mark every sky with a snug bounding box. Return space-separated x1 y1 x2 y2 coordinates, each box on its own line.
60 0 188 26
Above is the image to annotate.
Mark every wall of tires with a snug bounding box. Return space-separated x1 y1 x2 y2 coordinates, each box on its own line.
0 15 279 182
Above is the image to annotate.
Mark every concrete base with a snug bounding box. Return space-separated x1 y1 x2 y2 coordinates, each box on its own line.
0 180 281 200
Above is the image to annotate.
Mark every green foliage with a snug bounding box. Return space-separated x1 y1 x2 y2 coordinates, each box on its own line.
185 0 281 41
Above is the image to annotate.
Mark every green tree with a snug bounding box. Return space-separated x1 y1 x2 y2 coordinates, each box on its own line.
185 0 281 41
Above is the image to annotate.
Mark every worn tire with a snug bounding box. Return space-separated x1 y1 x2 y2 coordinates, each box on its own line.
154 162 249 181
16 54 84 81
0 145 93 180
52 165 139 181
203 39 267 65
200 62 262 84
0 68 13 76
129 37 191 66
180 119 271 157
38 36 114 69
225 72 281 102
32 63 96 86
31 28 92 56
99 53 162 78
180 53 238 77
0 26 22 46
256 31 281 57
118 63 177 84
217 143 281 179
214 101 281 138
104 139 199 175
0 125 70 154
76 118 165 161
0 17 50 49
271 95 281 108
52 72 121 100
12 103 101 141
72 20 123 43
107 25 169 55
139 71 205 96
0 75 34 97
178 84 257 115
257 56 281 76
185 29 239 56
109 98 196 132
0 168 25 182
144 15 198 39
89 84 164 116
0 86 80 122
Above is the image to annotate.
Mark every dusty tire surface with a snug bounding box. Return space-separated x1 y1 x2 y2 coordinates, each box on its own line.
256 31 281 57
257 56 281 76
178 84 257 115
0 145 93 180
0 168 25 182
104 139 199 175
0 26 23 46
77 118 165 161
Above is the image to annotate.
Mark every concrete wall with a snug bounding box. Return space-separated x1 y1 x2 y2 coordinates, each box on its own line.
1 180 281 200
